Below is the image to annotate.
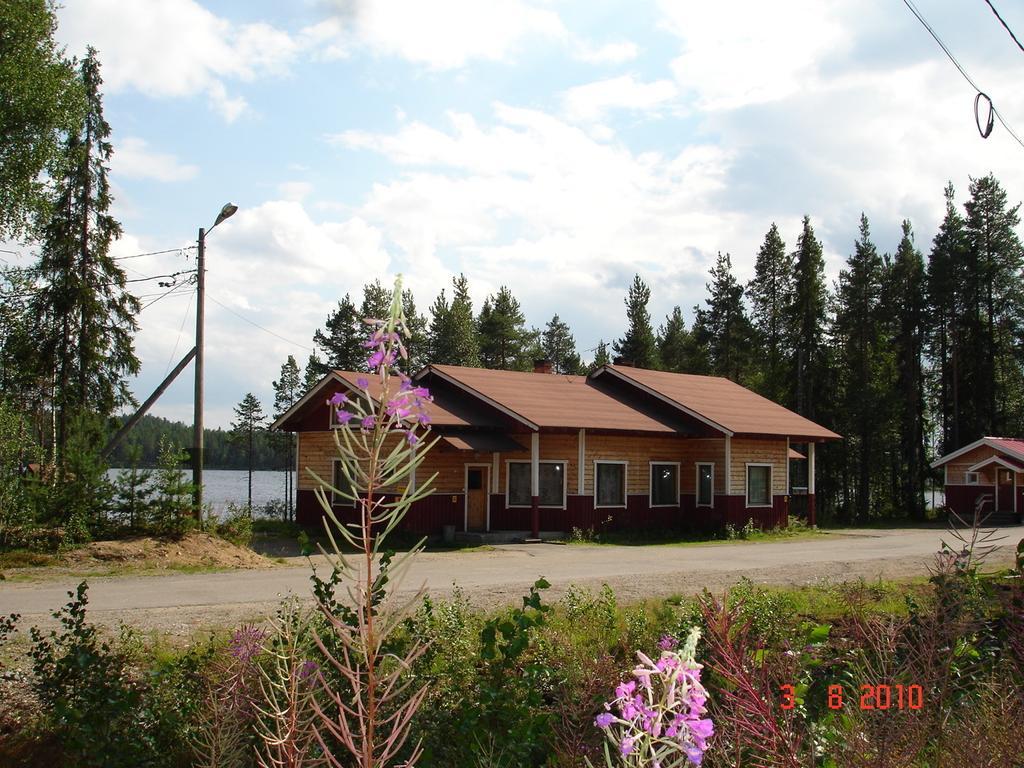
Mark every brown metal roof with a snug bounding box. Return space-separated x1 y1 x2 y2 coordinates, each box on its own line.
331 371 470 427
425 365 678 433
598 365 841 440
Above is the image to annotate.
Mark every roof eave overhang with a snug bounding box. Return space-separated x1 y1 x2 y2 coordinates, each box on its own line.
271 372 371 431
967 455 1024 473
416 365 540 431
591 365 733 436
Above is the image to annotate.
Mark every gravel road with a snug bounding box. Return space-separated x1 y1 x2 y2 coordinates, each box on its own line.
1 527 1018 636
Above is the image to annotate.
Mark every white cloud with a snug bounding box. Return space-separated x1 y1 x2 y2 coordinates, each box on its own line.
58 0 301 121
573 40 639 65
561 75 678 122
277 181 314 202
658 0 847 111
345 0 566 69
112 137 198 182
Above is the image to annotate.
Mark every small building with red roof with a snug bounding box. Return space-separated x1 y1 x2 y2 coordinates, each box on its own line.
273 361 841 537
931 437 1024 523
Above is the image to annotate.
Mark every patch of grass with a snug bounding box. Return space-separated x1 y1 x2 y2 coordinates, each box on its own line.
0 550 57 569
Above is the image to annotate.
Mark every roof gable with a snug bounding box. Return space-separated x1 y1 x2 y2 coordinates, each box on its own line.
932 436 1024 468
592 365 841 440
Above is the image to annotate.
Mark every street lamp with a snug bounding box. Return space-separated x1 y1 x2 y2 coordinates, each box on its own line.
193 202 237 519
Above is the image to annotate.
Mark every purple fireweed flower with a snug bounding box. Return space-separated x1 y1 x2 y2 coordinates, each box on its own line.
615 680 636 699
659 634 678 650
417 412 431 425
405 430 419 446
228 625 266 663
298 660 318 680
335 410 355 425
327 392 348 406
356 376 369 389
620 736 635 756
361 415 375 430
595 712 615 729
368 350 384 369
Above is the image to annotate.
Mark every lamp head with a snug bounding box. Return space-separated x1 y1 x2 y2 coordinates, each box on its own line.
212 203 238 229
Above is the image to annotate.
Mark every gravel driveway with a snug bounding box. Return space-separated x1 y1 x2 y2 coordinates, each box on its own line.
1 527 1019 636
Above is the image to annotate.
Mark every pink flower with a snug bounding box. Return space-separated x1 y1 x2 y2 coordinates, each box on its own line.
356 376 369 389
595 712 615 729
361 415 375 430
327 392 348 406
335 410 355 425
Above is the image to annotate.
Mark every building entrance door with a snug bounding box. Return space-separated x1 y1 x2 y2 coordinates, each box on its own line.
996 468 1014 512
466 466 489 531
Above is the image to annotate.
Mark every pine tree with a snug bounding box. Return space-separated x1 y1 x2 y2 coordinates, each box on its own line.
360 279 391 323
111 443 153 529
542 315 584 374
692 253 753 383
150 436 193 535
272 355 301 521
747 224 794 401
477 286 527 370
313 295 362 373
887 221 927 520
833 214 889 523
613 274 659 369
230 393 266 513
30 48 139 468
519 326 546 371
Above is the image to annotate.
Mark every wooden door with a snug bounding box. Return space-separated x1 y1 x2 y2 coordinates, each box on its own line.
466 467 488 531
996 468 1014 512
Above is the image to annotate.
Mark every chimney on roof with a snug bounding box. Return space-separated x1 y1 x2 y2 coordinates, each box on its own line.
613 357 634 367
533 358 553 374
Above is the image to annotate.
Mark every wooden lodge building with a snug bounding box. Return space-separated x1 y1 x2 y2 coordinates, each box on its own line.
932 437 1024 524
273 361 841 537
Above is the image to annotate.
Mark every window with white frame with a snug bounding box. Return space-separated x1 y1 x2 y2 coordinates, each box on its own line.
595 461 627 508
507 461 566 507
965 471 980 485
650 462 679 506
696 463 714 507
332 459 356 506
746 464 772 507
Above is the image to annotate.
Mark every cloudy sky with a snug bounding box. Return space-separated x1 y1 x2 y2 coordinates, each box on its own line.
28 0 1024 427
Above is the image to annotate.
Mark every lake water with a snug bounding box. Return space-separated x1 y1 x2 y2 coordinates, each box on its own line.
107 468 295 518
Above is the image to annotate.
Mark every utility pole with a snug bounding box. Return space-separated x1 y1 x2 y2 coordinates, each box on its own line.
193 226 206 519
192 202 238 521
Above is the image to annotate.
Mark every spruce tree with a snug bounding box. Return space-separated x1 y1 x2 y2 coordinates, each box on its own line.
833 214 889 523
587 340 611 373
657 306 706 374
962 173 1024 439
788 216 829 418
613 274 659 369
747 223 794 402
30 48 138 469
230 393 266 513
313 295 362 373
925 184 969 454
477 286 527 370
692 253 753 383
429 275 479 366
272 355 301 521
401 288 428 373
888 221 927 520
542 314 584 374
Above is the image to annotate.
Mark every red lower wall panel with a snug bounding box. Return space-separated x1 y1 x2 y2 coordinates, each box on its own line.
943 485 995 519
296 490 792 534
296 489 465 534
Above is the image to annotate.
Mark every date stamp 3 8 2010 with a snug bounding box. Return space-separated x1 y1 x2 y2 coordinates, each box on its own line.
780 684 924 711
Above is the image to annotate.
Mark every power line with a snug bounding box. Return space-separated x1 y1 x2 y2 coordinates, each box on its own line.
983 0 1024 55
164 290 195 378
207 294 315 352
140 283 193 311
113 246 196 261
902 0 1024 150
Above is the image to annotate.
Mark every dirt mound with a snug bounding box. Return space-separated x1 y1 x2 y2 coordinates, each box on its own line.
63 532 272 570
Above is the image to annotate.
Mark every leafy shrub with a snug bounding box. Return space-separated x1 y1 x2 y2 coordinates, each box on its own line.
217 503 253 546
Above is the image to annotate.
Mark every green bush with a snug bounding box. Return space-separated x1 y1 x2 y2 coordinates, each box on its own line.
217 503 253 546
